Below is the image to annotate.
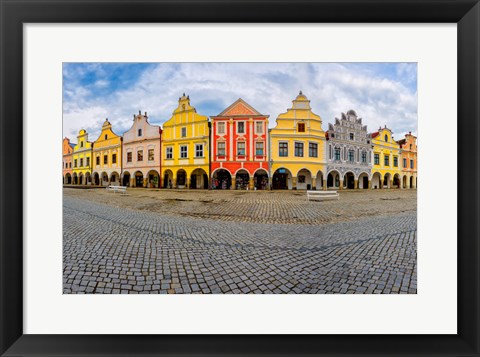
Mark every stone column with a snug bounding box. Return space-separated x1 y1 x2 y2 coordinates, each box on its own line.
389 180 393 189
231 176 236 190
143 178 148 188
185 177 189 189
312 177 317 190
172 178 177 188
368 180 372 189
292 177 297 190
323 180 327 191
412 177 417 189
354 179 359 189
249 177 254 190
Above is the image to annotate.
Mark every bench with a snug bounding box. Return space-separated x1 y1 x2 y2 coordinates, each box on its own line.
106 185 127 194
307 190 339 201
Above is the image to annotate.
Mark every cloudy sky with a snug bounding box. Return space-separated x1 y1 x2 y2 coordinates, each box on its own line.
63 63 417 143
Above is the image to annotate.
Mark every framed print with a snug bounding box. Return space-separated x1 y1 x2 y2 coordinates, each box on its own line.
1 0 479 356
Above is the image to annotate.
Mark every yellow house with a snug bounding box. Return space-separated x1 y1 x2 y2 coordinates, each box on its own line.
72 129 93 185
269 91 327 190
370 126 402 189
161 94 210 189
92 119 122 186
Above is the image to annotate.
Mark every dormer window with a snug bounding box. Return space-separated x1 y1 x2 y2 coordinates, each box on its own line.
104 134 108 140
384 134 388 142
138 129 142 137
298 123 305 132
80 141 83 148
181 127 187 138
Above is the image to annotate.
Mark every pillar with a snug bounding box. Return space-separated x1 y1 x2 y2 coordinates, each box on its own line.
368 180 371 189
323 179 327 191
292 177 297 190
312 177 317 190
143 178 148 188
249 177 254 190
389 180 393 189
354 179 359 189
231 176 236 190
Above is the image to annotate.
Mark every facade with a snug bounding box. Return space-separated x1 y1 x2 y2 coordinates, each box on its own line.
370 126 402 189
397 132 417 189
92 119 123 186
210 99 269 190
122 111 162 187
72 129 93 185
269 92 326 190
325 110 373 189
161 94 210 189
62 137 75 184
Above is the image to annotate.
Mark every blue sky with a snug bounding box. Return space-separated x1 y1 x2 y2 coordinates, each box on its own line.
63 63 417 142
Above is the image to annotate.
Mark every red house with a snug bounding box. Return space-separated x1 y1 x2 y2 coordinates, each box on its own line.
210 99 269 190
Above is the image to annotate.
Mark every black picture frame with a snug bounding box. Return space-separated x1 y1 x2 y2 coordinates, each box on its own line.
1 1 479 356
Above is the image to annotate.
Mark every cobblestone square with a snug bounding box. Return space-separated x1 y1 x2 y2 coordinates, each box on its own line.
63 188 417 294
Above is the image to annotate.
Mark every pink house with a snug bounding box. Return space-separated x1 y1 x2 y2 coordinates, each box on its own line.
122 111 162 187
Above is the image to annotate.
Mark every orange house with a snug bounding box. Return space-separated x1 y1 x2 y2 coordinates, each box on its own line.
63 137 75 184
397 132 417 189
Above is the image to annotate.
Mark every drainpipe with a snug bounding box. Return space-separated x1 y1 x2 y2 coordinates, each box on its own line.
159 127 162 188
208 120 212 190
268 128 272 190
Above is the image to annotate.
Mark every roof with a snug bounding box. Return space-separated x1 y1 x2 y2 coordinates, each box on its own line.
369 132 379 138
215 98 265 117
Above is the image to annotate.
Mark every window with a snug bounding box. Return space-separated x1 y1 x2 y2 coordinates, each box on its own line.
255 121 263 134
86 157 90 167
331 133 335 138
350 133 354 140
335 148 341 161
195 144 203 157
217 142 226 156
410 144 412 150
80 158 83 167
112 154 117 164
384 134 388 142
237 122 245 134
69 162 72 168
384 155 390 166
138 129 142 137
309 143 318 157
74 159 77 168
410 160 414 169
127 152 132 163
348 150 354 162
137 150 143 161
374 153 380 165
256 142 264 156
298 123 305 132
80 141 83 148
181 127 187 138
237 142 246 156
166 147 173 159
294 142 304 157
217 122 225 135
104 155 108 165
279 142 288 157
362 152 367 163
104 134 107 140
393 156 398 167
148 149 154 161
298 175 305 183
367 140 370 144
96 156 100 165
180 145 188 158
403 158 407 167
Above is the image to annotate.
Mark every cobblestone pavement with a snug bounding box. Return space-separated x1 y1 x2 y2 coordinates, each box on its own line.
64 188 416 225
63 189 417 294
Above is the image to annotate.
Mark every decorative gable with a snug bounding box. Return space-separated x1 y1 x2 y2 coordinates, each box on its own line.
219 99 262 117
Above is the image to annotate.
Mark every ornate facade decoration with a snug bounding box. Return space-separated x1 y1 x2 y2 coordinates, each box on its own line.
326 110 372 189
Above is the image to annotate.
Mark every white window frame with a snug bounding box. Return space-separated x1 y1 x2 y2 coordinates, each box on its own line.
195 144 204 158
180 145 188 158
166 146 173 159
255 121 263 134
217 122 226 135
237 121 246 135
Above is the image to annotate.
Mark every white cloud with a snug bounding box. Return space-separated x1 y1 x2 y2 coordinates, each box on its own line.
63 63 417 142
